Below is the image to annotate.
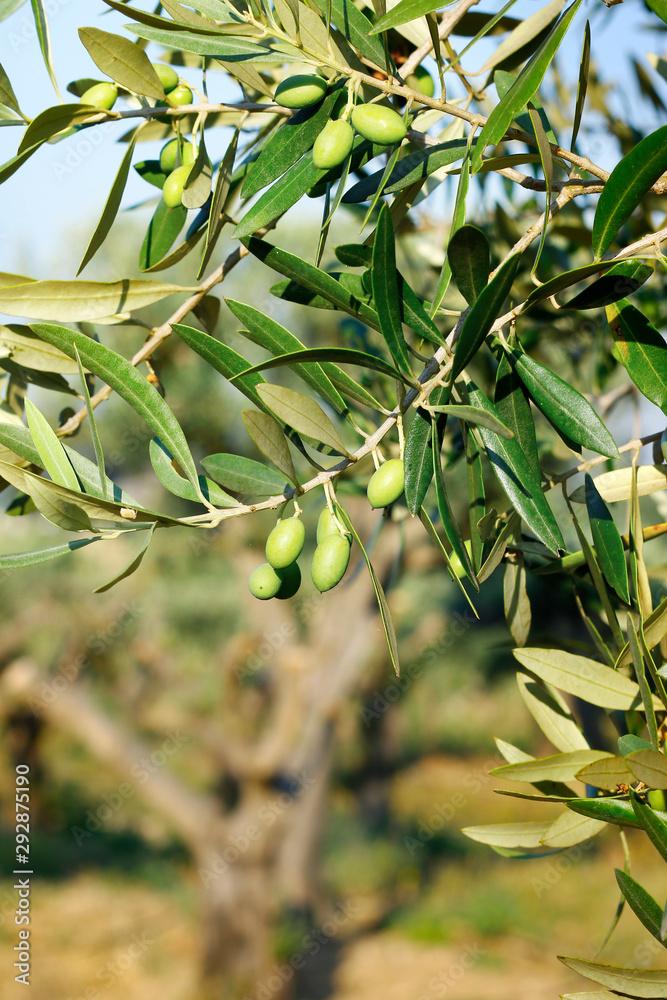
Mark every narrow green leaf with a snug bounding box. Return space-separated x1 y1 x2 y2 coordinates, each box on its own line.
369 0 457 33
493 749 611 783
528 104 553 275
198 126 239 277
73 344 106 499
429 404 513 438
310 0 387 65
149 438 238 507
472 0 585 172
481 0 566 75
627 750 667 790
452 254 519 379
182 131 211 210
342 139 469 203
0 0 27 22
0 324 79 373
0 279 185 322
371 204 412 376
593 124 667 258
516 677 589 753
494 353 541 472
242 236 381 330
0 537 101 569
243 410 298 485
540 810 606 848
337 504 401 676
606 300 667 415
576 756 633 789
511 351 618 458
94 523 156 593
647 0 667 24
448 226 491 307
432 418 478 587
30 323 202 499
504 554 531 646
466 379 564 553
225 300 348 412
78 27 167 99
585 473 630 604
619 735 653 756
256 384 349 455
570 19 590 149
417 507 479 616
563 260 654 310
79 130 139 275
513 647 650 711
126 23 304 61
558 955 667 997
171 322 268 412
24 398 80 491
18 104 111 154
567 796 644 830
235 150 318 240
463 425 485 573
201 453 287 496
632 791 667 865
31 0 61 100
404 385 448 515
462 821 552 848
615 869 665 946
139 200 187 272
0 62 20 114
143 224 206 274
230 346 411 389
569 466 667 505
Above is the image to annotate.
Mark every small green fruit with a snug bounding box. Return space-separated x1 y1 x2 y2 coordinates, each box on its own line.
169 84 193 107
311 534 351 592
316 507 346 545
153 62 179 94
661 428 667 463
648 789 667 811
405 65 435 99
275 561 301 600
248 562 283 600
351 103 407 146
313 119 354 170
274 74 327 109
265 516 306 569
79 82 118 110
367 458 405 508
162 164 192 207
159 138 196 173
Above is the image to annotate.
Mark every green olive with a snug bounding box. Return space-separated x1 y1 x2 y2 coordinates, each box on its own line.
316 507 346 545
351 103 407 146
248 562 283 600
265 516 306 569
311 534 351 592
661 428 667 463
405 65 435 99
159 138 196 173
366 458 405 508
79 82 118 110
274 74 327 109
275 561 301 600
162 164 192 208
169 84 193 107
648 789 667 811
313 119 354 170
153 62 179 94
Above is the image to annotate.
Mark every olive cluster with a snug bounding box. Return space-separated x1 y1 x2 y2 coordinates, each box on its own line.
248 509 351 601
273 73 420 172
79 63 196 210
248 460 406 602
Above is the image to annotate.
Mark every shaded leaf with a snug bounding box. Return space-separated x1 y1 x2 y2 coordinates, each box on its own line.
462 821 552 848
372 203 412 375
432 417 478 587
126 23 303 62
242 410 298 485
563 260 654 310
513 647 652 711
454 254 520 379
615 869 665 946
201 453 287 496
627 750 667 790
343 138 469 203
79 26 170 99
448 225 491 306
493 749 611 783
0 279 185 321
540 810 606 848
0 536 102 569
558 956 667 998
231 346 410 389
94 523 156 593
139 201 187 272
79 129 139 275
576 756 633 790
585 473 630 604
149 438 238 507
606 300 667 415
256 384 349 455
569 466 667 505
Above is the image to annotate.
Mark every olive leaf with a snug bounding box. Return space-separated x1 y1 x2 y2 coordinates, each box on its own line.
242 410 298 486
256 384 350 456
78 27 166 99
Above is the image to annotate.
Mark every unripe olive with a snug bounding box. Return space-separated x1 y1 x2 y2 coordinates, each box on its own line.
316 507 346 545
351 103 407 146
153 62 179 94
405 65 435 99
367 458 405 508
168 84 193 107
159 138 196 173
661 428 667 463
275 561 301 600
248 562 283 600
265 516 306 569
274 74 327 109
648 789 667 811
162 164 192 207
80 82 118 110
311 534 351 592
313 119 354 170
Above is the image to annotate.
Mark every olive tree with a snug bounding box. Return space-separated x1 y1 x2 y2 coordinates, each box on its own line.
1 0 667 996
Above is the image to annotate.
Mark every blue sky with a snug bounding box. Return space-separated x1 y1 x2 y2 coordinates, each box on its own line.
0 0 665 280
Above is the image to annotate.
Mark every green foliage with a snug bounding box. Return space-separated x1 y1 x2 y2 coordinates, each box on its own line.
2 2 667 992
